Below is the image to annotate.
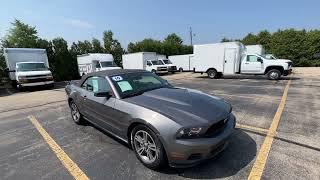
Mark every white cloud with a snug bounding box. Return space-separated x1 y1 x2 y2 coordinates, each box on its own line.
63 18 94 29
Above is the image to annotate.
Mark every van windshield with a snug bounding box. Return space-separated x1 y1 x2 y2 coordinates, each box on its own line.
100 61 118 67
151 60 164 65
162 59 172 64
17 63 48 72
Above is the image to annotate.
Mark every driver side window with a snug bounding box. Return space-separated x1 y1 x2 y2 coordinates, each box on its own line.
247 55 258 62
81 76 111 93
147 61 152 66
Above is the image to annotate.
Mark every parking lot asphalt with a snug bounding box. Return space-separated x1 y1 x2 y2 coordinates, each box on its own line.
0 67 319 180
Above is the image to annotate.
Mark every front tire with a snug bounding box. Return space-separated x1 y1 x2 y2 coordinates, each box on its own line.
207 69 218 79
151 69 156 74
179 68 183 72
131 125 167 170
267 69 281 80
69 101 84 124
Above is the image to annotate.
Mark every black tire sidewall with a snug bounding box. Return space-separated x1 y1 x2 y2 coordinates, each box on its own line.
151 69 156 74
207 69 217 79
131 125 166 169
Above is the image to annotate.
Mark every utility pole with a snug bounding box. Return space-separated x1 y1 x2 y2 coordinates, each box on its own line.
189 27 193 46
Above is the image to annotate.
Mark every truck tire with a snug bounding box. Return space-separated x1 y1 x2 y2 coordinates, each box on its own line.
207 69 218 79
151 69 156 74
267 69 281 80
179 68 183 72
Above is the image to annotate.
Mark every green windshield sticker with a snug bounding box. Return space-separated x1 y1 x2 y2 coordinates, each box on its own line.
92 79 99 92
117 81 133 92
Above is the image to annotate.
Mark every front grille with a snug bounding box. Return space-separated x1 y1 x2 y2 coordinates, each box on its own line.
168 66 177 71
204 117 229 137
26 78 51 83
157 67 168 71
26 74 48 78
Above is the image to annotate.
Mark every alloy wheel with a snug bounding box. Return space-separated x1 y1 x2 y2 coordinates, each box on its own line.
133 130 158 164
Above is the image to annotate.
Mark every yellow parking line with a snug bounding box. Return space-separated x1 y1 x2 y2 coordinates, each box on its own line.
236 123 269 134
28 115 89 180
248 77 292 180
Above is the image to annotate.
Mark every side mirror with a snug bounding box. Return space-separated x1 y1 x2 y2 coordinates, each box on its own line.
94 91 112 98
257 58 263 63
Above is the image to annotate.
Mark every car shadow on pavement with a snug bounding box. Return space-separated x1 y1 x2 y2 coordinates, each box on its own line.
159 129 257 179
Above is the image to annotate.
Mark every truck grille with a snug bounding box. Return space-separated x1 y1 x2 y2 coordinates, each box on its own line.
26 75 49 78
157 67 168 71
204 116 229 137
168 66 177 71
26 78 51 83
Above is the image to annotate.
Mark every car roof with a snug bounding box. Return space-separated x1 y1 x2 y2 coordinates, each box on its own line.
82 69 147 79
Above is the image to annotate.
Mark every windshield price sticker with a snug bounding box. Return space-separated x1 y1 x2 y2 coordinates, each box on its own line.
112 76 123 81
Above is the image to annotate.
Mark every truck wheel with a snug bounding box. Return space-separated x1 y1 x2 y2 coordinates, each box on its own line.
267 69 281 80
179 68 183 72
207 69 218 79
151 69 156 74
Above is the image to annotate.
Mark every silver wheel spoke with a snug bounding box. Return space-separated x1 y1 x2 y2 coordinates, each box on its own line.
148 144 156 152
134 135 143 144
146 149 153 160
142 131 147 142
137 147 144 155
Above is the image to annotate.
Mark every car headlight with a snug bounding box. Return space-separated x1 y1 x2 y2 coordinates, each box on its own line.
176 127 205 139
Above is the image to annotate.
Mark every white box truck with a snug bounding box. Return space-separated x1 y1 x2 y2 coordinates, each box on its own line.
77 53 121 76
4 48 54 89
122 52 168 74
245 45 265 55
193 42 293 80
168 54 194 72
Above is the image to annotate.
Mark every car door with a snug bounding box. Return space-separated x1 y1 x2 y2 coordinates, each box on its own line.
241 55 263 74
81 76 118 133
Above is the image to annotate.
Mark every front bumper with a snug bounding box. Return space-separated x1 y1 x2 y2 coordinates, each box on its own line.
19 81 54 87
283 69 292 76
167 114 236 168
168 66 177 72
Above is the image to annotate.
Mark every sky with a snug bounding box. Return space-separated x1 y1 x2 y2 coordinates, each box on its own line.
1 0 320 48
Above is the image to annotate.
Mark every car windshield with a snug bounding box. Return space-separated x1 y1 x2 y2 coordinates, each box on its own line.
110 72 171 98
162 59 172 64
17 63 48 72
100 61 117 67
151 60 164 65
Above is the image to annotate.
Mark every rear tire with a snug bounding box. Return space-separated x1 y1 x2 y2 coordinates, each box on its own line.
207 69 218 79
179 68 183 72
131 125 167 170
69 100 84 124
267 69 281 80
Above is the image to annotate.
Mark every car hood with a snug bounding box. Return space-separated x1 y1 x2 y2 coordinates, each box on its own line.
16 70 52 76
100 67 121 70
123 87 231 126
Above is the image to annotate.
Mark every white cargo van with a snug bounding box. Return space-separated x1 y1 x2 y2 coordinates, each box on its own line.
4 48 54 89
193 42 293 80
168 54 194 72
158 59 177 73
77 53 121 76
122 52 168 74
245 45 265 55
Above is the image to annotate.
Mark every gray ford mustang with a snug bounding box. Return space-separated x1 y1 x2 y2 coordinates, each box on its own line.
65 69 236 169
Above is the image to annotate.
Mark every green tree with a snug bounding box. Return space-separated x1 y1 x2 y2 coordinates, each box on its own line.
92 38 104 53
103 30 124 66
2 19 38 48
52 38 78 80
241 33 258 45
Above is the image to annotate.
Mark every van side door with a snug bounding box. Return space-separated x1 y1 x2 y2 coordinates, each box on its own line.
240 55 264 74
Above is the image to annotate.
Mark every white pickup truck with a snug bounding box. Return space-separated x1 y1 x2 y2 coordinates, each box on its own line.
193 42 293 80
4 48 54 89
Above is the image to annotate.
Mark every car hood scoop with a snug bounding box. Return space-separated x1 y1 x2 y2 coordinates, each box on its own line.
124 88 231 126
